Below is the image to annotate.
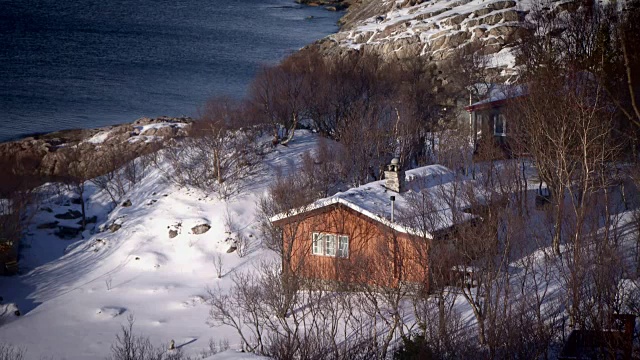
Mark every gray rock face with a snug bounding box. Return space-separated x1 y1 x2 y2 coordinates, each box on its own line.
169 229 178 238
489 0 516 10
191 224 211 235
316 0 573 72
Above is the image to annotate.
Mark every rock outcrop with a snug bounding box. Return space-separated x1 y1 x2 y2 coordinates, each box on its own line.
0 116 193 180
191 224 211 235
314 0 576 71
296 0 353 11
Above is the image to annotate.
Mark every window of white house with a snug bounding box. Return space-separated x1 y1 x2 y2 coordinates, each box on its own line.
494 114 506 136
312 232 349 258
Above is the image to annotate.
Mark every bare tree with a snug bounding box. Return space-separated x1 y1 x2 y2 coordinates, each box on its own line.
62 144 100 230
107 315 191 360
212 254 224 279
160 98 261 199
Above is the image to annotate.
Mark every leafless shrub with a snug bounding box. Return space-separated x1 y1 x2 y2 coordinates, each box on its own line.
61 144 101 230
257 170 319 256
207 271 266 354
160 98 262 199
235 232 249 258
212 254 224 279
223 207 251 258
107 315 192 360
198 338 229 359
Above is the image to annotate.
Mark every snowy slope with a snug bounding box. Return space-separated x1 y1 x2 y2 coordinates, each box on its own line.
0 131 320 360
1 130 638 359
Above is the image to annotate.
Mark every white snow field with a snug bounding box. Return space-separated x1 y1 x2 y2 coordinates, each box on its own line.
0 130 321 359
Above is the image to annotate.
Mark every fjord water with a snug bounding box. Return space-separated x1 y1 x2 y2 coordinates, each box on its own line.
0 0 341 142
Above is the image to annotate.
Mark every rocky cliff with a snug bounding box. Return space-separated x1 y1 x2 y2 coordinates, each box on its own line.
318 0 576 71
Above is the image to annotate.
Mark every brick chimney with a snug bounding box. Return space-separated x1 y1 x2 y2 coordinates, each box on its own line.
384 158 405 193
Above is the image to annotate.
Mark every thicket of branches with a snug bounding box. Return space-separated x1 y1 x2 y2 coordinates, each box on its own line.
160 97 263 199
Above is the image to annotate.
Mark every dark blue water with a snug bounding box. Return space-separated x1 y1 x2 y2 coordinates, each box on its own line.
0 0 340 142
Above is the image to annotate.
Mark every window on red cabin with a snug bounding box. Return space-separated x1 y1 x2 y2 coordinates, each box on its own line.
312 232 349 258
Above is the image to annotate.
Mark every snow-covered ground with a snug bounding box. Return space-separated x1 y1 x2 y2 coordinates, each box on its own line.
1 129 638 359
0 131 320 359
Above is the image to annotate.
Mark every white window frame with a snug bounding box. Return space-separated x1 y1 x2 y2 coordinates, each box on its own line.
494 114 506 136
312 232 349 258
338 235 349 258
325 234 336 256
312 232 323 255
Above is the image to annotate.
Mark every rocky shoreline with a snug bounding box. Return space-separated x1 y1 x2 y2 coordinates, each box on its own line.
0 116 192 178
0 0 373 179
295 0 352 12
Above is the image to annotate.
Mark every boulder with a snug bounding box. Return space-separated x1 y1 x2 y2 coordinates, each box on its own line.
473 8 493 17
482 12 505 26
501 10 520 22
191 224 211 235
37 221 59 229
78 215 98 225
55 226 83 239
109 223 122 233
169 229 178 238
122 199 132 207
489 0 516 10
487 25 521 38
442 13 469 26
473 27 487 39
226 245 238 253
55 210 82 220
443 31 470 48
553 1 578 13
466 19 479 27
480 43 503 55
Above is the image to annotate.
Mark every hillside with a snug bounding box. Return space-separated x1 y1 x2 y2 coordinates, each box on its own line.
1 127 638 359
0 131 320 359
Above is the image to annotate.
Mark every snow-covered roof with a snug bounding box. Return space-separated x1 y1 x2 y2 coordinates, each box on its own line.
465 84 527 112
270 165 475 237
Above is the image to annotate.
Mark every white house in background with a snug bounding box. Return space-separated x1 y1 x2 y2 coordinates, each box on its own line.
465 83 527 155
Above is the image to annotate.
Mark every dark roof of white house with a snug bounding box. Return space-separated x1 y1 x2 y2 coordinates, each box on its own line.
465 83 527 111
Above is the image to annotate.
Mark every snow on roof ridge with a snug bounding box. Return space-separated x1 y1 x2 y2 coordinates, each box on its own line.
270 164 464 237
